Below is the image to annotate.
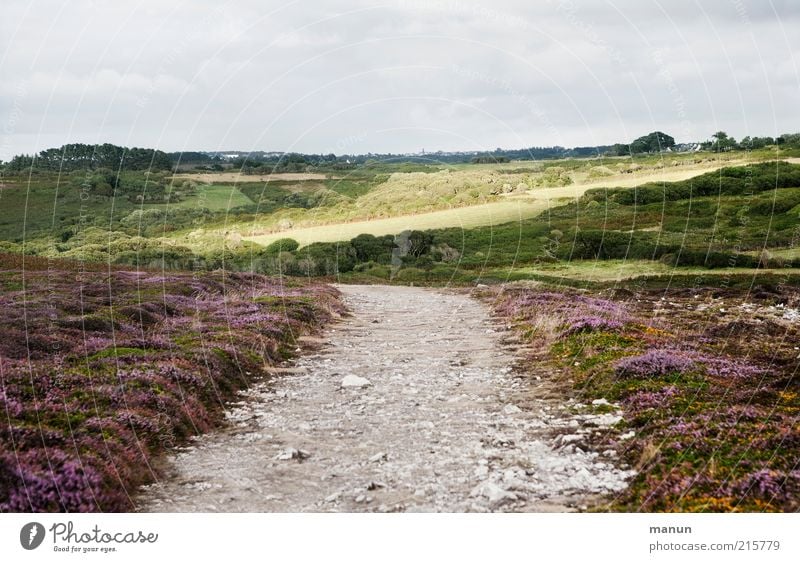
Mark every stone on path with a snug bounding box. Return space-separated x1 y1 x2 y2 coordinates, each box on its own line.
341 374 372 388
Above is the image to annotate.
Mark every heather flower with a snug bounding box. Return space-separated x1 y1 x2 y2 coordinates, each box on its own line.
624 385 680 411
561 316 623 337
0 266 341 512
733 470 789 501
701 356 771 379
615 349 695 379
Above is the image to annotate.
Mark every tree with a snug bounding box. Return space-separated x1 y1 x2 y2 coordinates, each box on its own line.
740 136 775 150
629 131 675 154
407 230 434 258
778 133 800 146
710 131 737 151
350 233 395 263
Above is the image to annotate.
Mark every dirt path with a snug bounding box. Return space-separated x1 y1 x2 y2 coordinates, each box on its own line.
137 285 633 512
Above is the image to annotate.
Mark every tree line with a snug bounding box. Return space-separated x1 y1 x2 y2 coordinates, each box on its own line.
2 143 172 172
4 131 800 174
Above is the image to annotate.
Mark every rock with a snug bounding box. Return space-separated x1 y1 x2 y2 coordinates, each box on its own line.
619 430 635 441
556 434 583 447
491 435 515 447
324 492 340 503
341 375 372 388
368 452 388 463
589 413 622 427
355 494 366 503
470 482 517 504
366 481 386 491
275 448 311 461
503 404 522 414
591 398 611 406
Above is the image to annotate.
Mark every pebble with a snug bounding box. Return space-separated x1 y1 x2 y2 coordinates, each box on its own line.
369 452 388 463
341 375 372 388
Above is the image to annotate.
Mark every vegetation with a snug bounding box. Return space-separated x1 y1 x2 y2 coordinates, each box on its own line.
2 140 800 286
491 286 800 511
2 137 800 513
3 143 172 172
614 131 675 155
0 254 342 511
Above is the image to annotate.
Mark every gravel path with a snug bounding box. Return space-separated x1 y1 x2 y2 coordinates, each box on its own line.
138 285 633 512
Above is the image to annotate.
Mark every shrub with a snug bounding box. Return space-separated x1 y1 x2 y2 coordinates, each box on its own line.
562 316 623 337
615 349 695 379
263 238 300 255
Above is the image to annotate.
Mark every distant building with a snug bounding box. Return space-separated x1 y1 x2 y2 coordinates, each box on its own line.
669 143 703 153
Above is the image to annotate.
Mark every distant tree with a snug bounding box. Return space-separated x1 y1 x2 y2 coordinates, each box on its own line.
4 143 171 172
740 136 775 150
778 133 800 146
471 155 510 164
350 233 395 263
629 131 675 154
613 143 631 156
407 230 434 258
710 131 737 151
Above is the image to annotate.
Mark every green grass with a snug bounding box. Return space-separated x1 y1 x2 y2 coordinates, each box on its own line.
4 154 799 287
171 183 253 211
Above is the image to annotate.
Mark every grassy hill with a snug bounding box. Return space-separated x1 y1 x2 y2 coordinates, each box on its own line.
2 150 799 286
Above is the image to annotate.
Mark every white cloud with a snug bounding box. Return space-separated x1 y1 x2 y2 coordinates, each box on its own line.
0 0 798 159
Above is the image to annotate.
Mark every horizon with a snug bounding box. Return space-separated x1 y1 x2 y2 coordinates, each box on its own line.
2 129 776 161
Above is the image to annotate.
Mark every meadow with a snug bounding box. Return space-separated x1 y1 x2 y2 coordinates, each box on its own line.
3 147 800 288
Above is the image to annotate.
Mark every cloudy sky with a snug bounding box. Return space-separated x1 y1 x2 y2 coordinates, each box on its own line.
1 0 798 159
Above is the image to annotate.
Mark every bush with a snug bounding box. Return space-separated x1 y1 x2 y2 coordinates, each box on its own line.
351 233 395 264
562 316 623 337
615 349 695 379
263 238 300 255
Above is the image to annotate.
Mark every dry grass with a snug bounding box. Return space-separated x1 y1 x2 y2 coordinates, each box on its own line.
243 200 549 247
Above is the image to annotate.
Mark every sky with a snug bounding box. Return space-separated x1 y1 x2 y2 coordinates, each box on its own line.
1 0 798 159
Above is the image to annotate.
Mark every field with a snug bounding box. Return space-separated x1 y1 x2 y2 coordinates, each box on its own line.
502 261 792 283
171 183 253 211
3 150 800 287
244 199 545 247
235 154 758 247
